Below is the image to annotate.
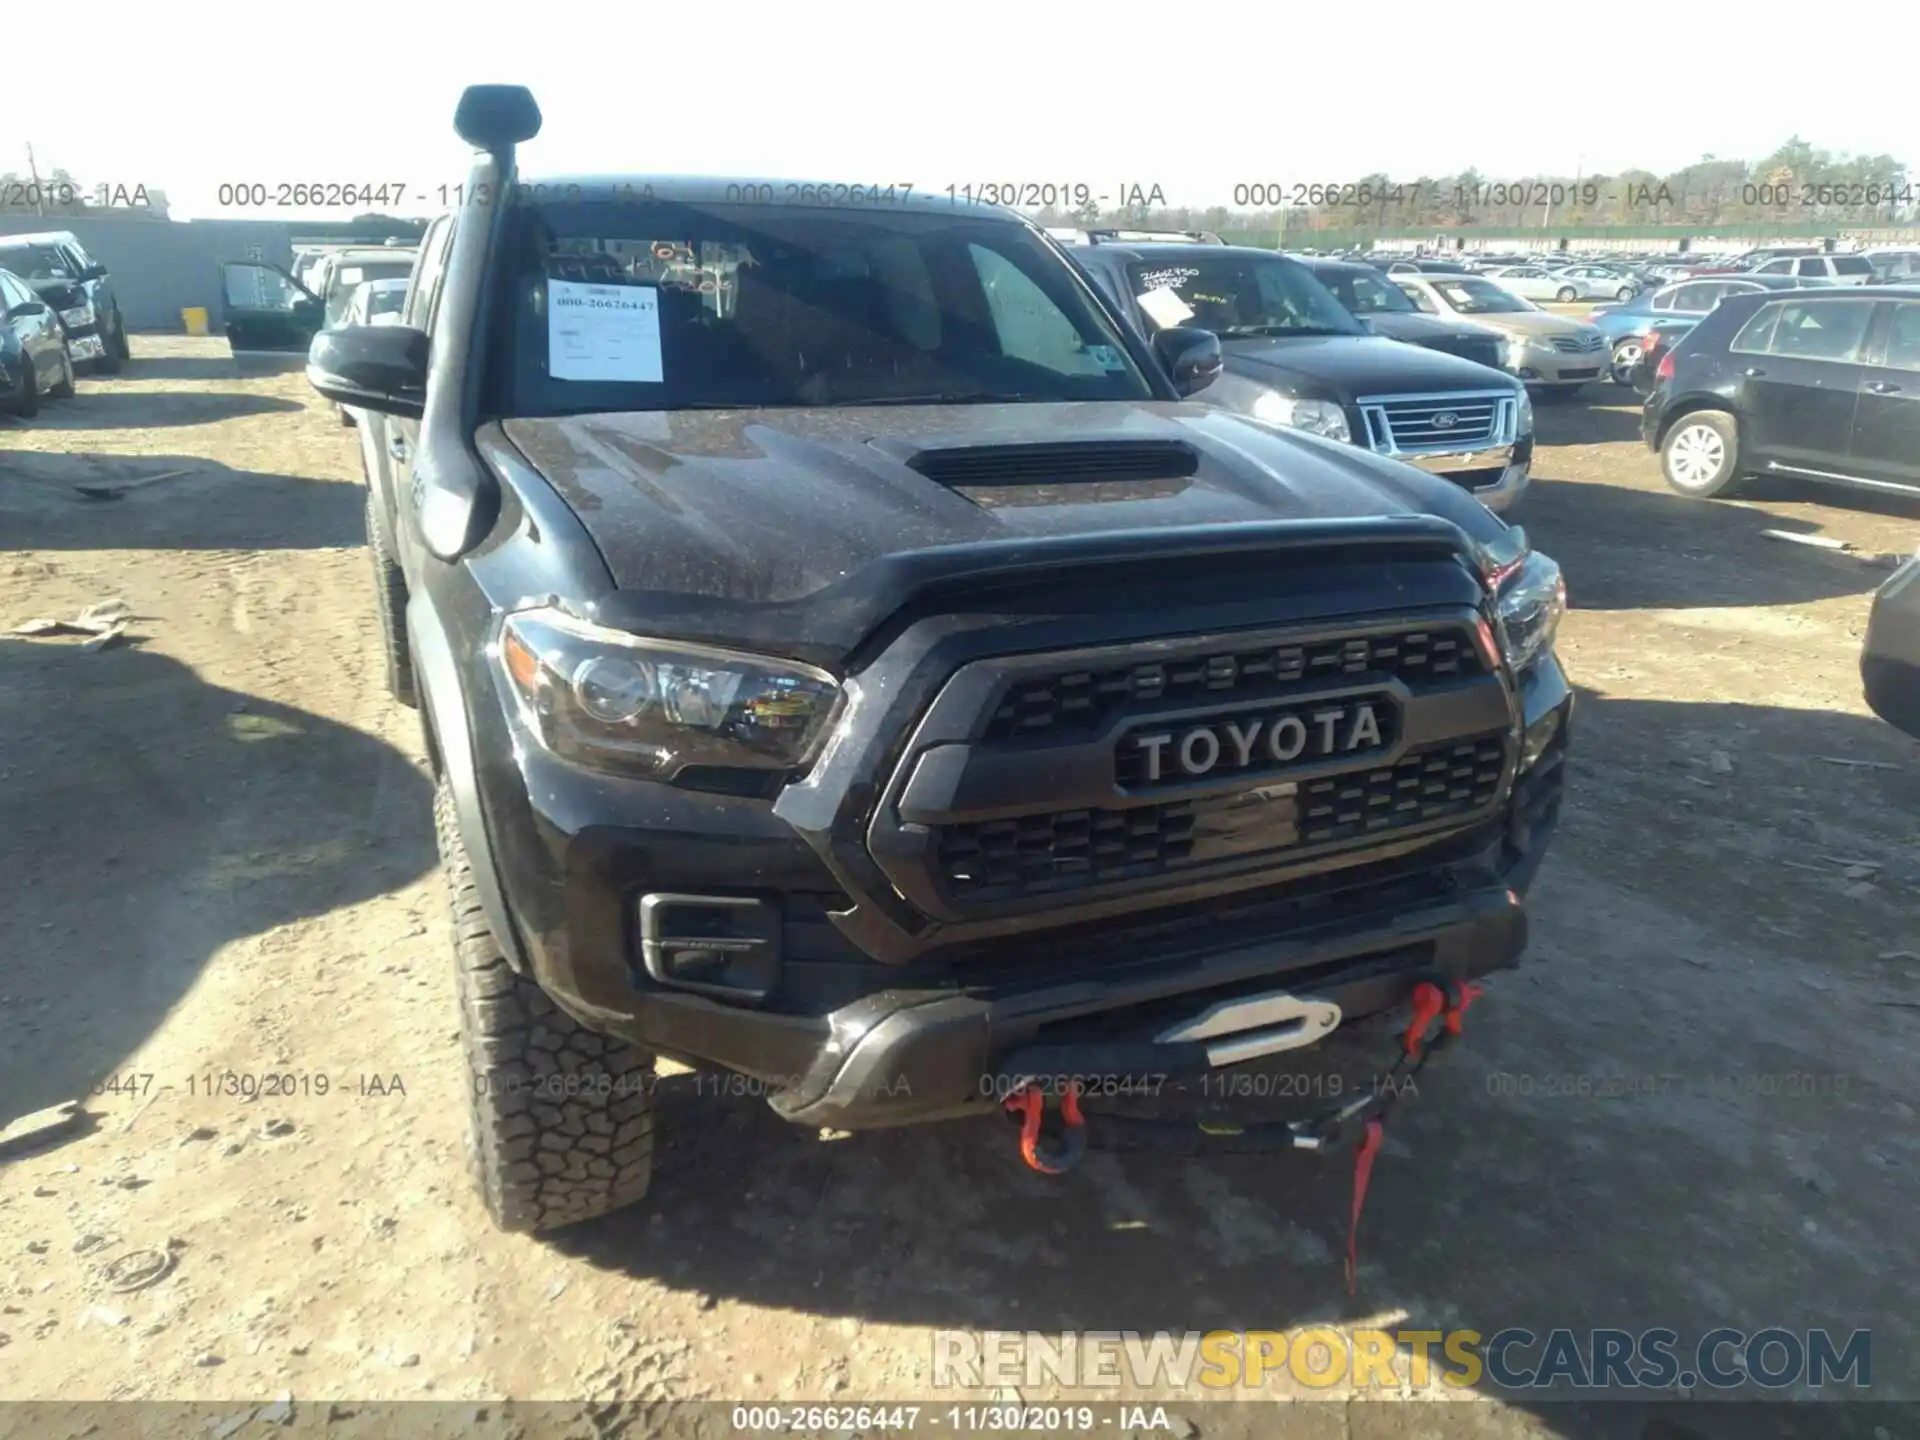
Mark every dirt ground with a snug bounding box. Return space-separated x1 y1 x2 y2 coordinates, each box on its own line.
2 338 1916 1435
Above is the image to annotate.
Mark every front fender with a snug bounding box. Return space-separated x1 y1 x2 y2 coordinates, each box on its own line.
408 590 532 975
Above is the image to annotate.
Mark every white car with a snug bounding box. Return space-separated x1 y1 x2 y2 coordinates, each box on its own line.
1749 253 1877 287
1481 265 1627 303
1549 264 1643 301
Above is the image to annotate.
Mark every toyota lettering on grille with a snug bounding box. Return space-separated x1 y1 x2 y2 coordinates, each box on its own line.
1126 698 1392 786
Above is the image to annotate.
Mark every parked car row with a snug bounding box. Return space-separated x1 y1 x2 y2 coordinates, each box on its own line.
0 230 130 417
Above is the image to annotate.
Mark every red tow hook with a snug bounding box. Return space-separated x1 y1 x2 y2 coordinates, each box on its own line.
1004 1082 1087 1175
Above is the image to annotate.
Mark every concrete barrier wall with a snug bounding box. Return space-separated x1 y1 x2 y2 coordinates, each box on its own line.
0 216 296 332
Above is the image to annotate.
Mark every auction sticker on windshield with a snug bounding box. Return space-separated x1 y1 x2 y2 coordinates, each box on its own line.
1086 344 1130 372
1136 286 1196 329
548 279 664 383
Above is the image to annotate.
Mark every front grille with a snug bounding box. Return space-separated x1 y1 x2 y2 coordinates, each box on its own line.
1357 390 1518 454
1547 333 1607 354
938 802 1198 901
986 625 1482 740
1298 734 1505 845
935 732 1508 904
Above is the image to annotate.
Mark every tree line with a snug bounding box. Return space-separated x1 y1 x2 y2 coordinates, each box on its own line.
1030 138 1914 237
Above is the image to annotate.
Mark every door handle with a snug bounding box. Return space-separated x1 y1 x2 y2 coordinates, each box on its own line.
387 432 408 462
1869 381 1902 395
1742 367 1766 377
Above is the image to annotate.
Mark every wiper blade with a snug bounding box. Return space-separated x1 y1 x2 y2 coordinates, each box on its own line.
817 392 1055 407
1219 324 1354 338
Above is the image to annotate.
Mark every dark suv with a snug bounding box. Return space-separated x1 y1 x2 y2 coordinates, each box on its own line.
0 231 128 373
1643 286 1920 499
1069 244 1533 513
297 86 1571 1235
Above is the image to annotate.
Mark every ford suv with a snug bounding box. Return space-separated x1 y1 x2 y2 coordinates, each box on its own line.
285 85 1572 1234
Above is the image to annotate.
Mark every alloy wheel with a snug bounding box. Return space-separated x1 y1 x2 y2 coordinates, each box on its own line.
1667 423 1726 488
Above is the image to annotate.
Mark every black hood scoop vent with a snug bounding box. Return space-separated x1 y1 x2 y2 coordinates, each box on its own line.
899 439 1201 488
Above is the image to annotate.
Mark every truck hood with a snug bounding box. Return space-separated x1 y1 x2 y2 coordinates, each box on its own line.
1220 333 1515 393
496 402 1506 664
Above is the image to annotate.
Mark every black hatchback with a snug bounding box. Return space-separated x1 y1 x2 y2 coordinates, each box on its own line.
1642 286 1920 499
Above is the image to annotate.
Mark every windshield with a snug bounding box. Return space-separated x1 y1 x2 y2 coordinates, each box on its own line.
1121 254 1363 338
0 244 75 281
495 202 1157 414
1430 278 1536 315
367 286 407 317
1315 268 1418 315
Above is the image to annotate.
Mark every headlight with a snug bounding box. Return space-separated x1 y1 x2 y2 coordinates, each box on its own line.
1515 387 1534 435
61 304 95 329
1495 552 1565 674
1252 391 1352 442
497 608 842 779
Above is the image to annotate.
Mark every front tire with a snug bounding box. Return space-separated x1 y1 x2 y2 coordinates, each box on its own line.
364 491 417 708
434 781 657 1234
113 313 131 362
1660 410 1744 497
12 357 38 417
93 324 122 375
1610 340 1643 386
1615 286 1636 301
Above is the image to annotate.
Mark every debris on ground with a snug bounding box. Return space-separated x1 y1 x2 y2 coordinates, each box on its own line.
1760 528 1851 551
101 1246 177 1293
9 599 131 652
0 1100 87 1161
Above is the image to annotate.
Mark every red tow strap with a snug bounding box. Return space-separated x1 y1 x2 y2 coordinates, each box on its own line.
1345 1119 1384 1295
1346 979 1483 1294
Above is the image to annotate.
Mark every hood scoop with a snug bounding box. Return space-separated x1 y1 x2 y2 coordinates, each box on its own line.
896 439 1201 489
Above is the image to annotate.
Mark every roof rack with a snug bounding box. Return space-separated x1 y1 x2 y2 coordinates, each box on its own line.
1083 228 1226 246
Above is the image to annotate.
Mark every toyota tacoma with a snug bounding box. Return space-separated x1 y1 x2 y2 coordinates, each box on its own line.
298 85 1572 1234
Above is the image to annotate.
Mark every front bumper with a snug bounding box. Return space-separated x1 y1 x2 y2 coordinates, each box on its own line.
470 595 1574 1127
1395 439 1532 513
1508 344 1606 386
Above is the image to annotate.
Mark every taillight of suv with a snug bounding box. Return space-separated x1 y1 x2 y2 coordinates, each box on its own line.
1655 348 1677 384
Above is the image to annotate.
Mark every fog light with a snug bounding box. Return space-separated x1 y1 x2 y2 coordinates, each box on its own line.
1522 707 1562 769
637 894 781 1000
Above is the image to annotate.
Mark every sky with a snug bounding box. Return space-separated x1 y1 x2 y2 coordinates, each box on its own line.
4 2 1916 221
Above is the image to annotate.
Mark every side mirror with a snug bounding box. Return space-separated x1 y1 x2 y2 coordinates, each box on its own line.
83 264 109 281
1153 326 1224 397
307 324 427 420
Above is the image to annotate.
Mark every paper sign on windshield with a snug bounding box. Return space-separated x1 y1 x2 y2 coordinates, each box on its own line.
1136 286 1196 329
548 279 664 383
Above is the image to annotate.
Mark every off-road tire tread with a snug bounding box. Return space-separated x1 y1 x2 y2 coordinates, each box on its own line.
434 781 656 1233
364 491 418 707
15 358 38 417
